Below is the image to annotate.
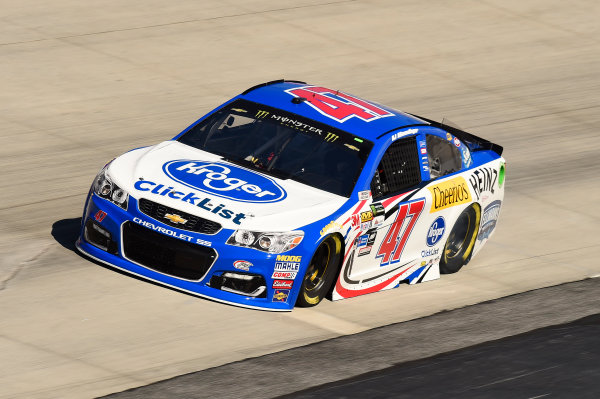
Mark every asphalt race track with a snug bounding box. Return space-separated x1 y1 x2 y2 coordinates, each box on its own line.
1 1 600 398
102 279 600 399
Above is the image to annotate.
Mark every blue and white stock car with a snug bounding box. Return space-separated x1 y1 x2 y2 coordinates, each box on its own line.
76 80 505 311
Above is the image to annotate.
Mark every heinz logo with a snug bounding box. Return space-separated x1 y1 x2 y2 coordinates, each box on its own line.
163 160 286 203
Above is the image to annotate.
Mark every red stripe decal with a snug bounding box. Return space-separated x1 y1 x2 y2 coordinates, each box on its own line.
335 267 411 299
352 199 366 215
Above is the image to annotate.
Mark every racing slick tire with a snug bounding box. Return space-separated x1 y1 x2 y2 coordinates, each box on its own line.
439 204 481 274
296 235 342 307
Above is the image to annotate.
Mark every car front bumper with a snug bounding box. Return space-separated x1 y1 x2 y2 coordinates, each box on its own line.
76 192 306 311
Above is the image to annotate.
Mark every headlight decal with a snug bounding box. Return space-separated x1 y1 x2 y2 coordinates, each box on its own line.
226 230 304 254
93 166 129 210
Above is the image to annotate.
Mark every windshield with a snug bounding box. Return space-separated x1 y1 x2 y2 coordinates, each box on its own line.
178 99 373 197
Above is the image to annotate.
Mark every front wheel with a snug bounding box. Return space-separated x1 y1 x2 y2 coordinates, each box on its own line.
296 235 342 307
439 204 481 274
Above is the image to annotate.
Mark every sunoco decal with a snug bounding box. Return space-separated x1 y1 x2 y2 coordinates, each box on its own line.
272 289 290 303
163 160 287 203
428 176 471 213
478 200 501 241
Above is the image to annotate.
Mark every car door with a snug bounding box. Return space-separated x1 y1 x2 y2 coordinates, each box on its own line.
347 134 426 280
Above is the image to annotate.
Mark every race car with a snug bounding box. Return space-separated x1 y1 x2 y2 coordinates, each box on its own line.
76 80 505 311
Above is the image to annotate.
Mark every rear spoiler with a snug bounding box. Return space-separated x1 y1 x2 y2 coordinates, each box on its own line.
408 114 503 157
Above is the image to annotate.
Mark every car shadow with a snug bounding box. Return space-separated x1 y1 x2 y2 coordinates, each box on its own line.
50 217 252 309
51 217 82 252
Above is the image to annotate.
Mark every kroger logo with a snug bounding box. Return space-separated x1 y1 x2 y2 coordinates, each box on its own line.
163 160 287 203
426 217 445 247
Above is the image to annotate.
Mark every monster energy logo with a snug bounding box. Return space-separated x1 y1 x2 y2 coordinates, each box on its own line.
324 132 339 142
255 110 270 119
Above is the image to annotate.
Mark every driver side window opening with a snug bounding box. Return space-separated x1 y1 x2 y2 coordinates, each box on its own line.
371 136 421 199
426 134 462 179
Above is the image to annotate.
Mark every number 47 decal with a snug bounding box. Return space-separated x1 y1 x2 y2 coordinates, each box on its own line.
376 198 425 266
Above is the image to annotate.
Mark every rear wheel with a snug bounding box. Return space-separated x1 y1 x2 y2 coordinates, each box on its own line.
296 235 342 307
440 204 480 274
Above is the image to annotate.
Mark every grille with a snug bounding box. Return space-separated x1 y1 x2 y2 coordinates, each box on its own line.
138 198 221 235
122 221 217 281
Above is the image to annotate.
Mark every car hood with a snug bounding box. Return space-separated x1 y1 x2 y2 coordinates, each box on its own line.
109 141 348 231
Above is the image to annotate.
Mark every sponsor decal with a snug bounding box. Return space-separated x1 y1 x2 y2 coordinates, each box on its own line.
255 110 269 119
94 210 107 222
391 128 419 141
478 200 501 241
268 113 324 135
324 132 340 142
357 231 377 257
356 234 368 247
163 160 286 203
446 133 452 141
285 86 394 123
358 246 372 256
499 162 506 188
134 180 247 225
372 216 384 227
376 198 425 266
320 220 343 235
164 213 187 224
358 190 371 200
420 148 427 155
272 289 290 303
426 217 445 247
276 255 302 262
274 255 301 272
370 203 385 227
274 262 300 272
361 221 372 231
461 145 472 168
360 210 374 222
423 165 429 172
428 176 471 213
421 248 439 257
272 271 297 279
132 217 211 246
233 260 253 271
370 203 385 216
469 167 498 201
453 137 461 147
272 280 294 289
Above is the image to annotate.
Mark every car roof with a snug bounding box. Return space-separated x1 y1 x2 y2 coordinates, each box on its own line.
240 80 428 142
